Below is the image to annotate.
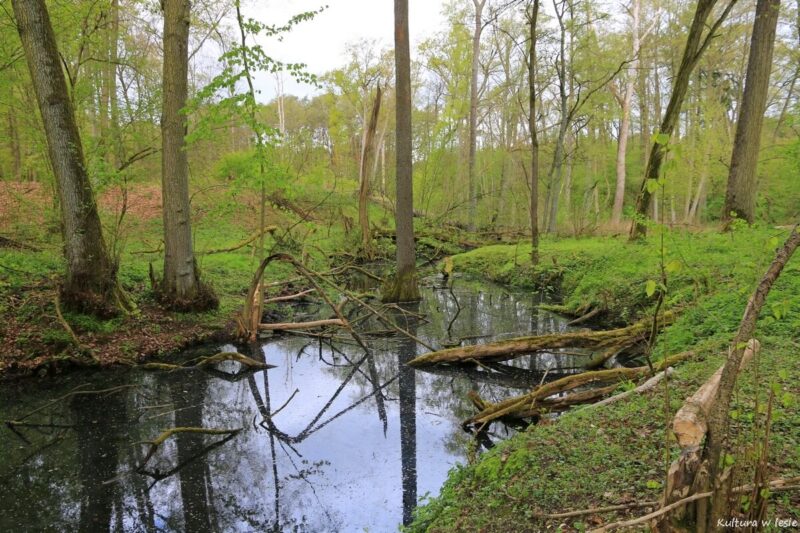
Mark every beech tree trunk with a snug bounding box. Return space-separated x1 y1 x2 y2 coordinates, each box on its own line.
12 0 120 315
161 0 208 309
383 0 420 303
722 0 780 226
629 0 738 239
528 0 540 264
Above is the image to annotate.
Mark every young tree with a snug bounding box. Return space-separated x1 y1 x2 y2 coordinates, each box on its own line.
722 0 781 226
528 0 541 264
468 0 488 231
383 0 420 303
12 0 122 316
159 0 215 310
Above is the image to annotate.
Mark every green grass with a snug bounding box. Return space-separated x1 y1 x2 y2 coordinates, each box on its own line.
410 225 800 531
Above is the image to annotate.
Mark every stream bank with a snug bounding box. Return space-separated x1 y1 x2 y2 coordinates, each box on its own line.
409 227 800 531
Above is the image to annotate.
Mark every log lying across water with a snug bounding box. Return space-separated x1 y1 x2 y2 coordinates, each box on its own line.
465 350 693 427
408 311 676 368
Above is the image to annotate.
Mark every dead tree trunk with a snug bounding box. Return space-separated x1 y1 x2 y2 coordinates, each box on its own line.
12 0 121 316
722 0 781 226
358 84 382 260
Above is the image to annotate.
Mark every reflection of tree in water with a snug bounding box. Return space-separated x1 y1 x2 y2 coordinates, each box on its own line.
72 386 127 533
0 277 585 531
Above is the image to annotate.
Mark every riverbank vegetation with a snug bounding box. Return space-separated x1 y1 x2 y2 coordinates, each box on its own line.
1 0 800 529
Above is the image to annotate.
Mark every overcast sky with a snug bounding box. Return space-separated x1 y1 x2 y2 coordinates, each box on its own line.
246 0 449 100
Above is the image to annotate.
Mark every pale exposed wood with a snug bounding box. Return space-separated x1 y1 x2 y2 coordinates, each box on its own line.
264 288 317 304
672 339 759 449
588 367 674 409
259 319 348 331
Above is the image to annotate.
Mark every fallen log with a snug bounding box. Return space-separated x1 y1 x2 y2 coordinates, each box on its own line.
465 351 692 427
258 318 348 331
409 311 676 367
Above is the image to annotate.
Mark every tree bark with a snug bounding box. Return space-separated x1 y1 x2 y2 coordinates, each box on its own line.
611 0 644 225
528 0 540 264
161 0 210 309
629 0 738 239
358 84 382 259
12 0 120 315
383 0 420 303
468 0 487 232
722 0 781 226
702 227 799 529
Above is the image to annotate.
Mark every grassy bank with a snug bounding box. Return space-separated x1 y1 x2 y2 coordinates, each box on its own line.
410 226 800 531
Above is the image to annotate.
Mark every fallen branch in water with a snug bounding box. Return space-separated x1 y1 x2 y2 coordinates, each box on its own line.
259 318 348 331
465 351 692 427
264 288 316 304
409 311 676 367
141 352 271 371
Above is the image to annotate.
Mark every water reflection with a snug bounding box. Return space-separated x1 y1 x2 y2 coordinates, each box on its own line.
0 276 587 532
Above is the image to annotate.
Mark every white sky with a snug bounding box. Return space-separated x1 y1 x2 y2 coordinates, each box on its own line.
246 0 449 100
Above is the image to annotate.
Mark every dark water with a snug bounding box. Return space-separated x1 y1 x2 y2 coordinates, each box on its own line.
0 276 588 532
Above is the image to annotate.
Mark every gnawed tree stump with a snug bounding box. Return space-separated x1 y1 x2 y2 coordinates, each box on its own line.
657 339 760 529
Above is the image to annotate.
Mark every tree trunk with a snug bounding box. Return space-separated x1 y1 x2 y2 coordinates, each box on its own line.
701 227 799 530
468 0 487 232
383 0 420 303
629 0 738 239
529 0 540 264
722 0 781 226
161 0 211 310
8 111 22 181
12 0 120 316
611 0 643 225
359 84 382 259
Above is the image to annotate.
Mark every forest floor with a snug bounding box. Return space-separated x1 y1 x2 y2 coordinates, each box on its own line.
409 227 800 531
0 179 469 378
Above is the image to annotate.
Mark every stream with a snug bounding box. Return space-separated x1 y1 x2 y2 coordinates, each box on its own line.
0 275 594 532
